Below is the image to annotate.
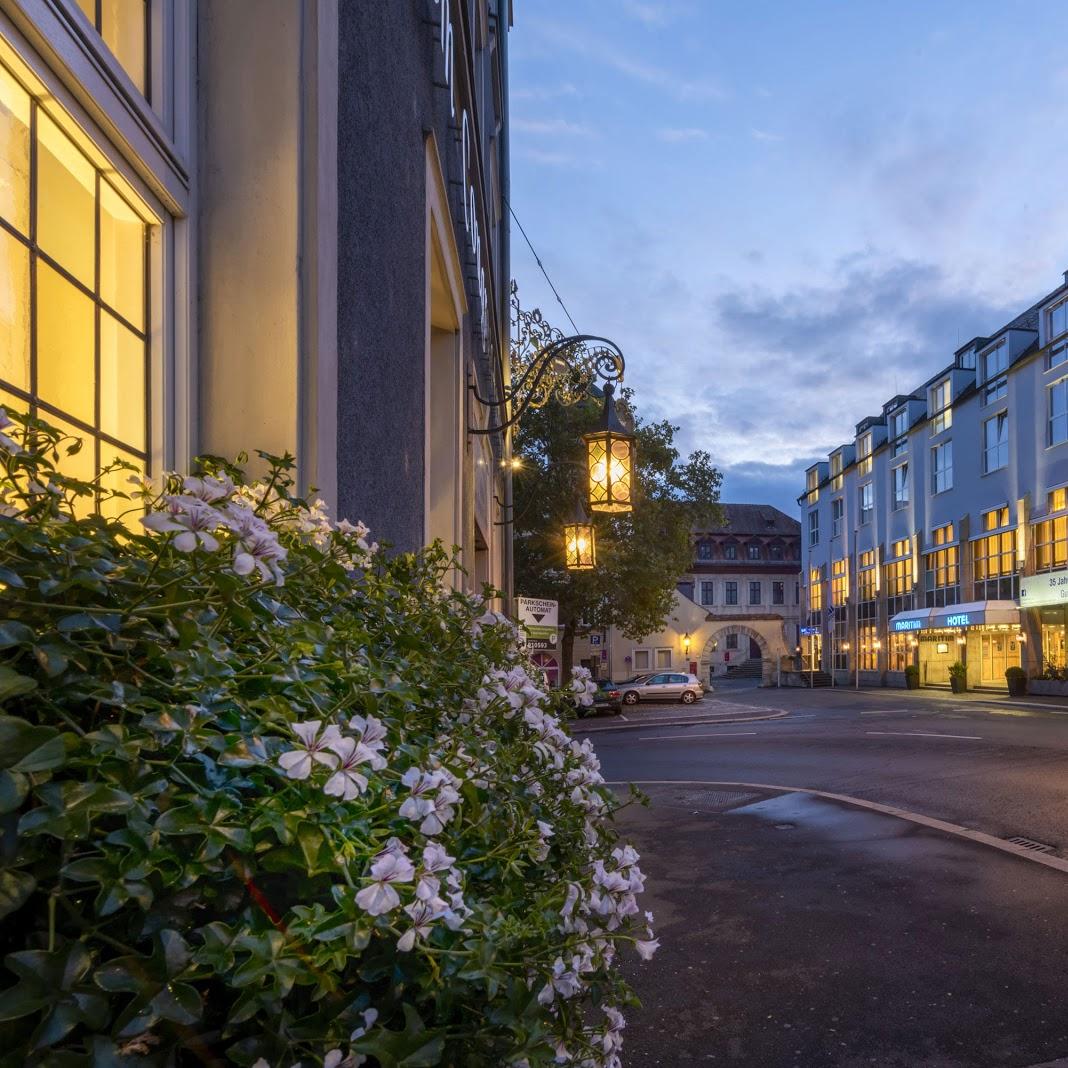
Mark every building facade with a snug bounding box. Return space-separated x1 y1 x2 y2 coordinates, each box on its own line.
0 0 512 596
801 270 1068 688
575 504 802 684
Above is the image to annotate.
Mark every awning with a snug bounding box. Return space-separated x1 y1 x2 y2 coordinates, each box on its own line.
889 607 932 633
928 600 1020 629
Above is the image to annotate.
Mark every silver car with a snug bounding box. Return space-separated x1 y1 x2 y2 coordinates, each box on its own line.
617 672 703 706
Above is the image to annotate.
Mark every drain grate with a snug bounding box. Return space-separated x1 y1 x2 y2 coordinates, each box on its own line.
1007 835 1055 854
667 788 761 813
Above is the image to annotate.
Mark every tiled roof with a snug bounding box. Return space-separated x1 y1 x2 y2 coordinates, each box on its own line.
696 504 800 537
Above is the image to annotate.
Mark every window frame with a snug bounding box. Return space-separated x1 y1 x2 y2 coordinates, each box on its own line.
930 440 952 495
1049 378 1068 447
982 411 1009 474
831 496 843 539
892 462 909 510
860 481 873 525
699 580 714 605
980 341 1008 406
724 581 738 606
930 378 952 434
748 580 761 606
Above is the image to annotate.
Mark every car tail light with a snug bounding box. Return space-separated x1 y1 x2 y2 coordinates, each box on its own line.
607 690 620 698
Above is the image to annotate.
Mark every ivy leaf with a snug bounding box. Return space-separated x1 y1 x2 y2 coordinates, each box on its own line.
0 869 35 919
0 667 36 702
0 716 59 771
0 769 28 814
352 1004 445 1068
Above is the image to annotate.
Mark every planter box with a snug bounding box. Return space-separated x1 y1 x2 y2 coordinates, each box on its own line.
1028 679 1068 698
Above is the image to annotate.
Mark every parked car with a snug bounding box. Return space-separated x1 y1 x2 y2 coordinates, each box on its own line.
615 672 704 706
590 675 648 714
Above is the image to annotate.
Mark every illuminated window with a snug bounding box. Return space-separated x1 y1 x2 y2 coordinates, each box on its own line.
0 61 150 511
725 581 738 605
925 525 959 608
930 379 952 434
982 506 1010 532
806 467 820 505
1034 514 1068 574
858 551 876 602
1041 622 1066 670
973 530 1017 600
808 567 823 613
75 0 150 98
1049 379 1068 446
980 342 1008 405
892 463 909 509
857 433 872 475
1050 488 1067 513
831 558 849 605
860 482 873 524
885 558 912 598
830 452 843 491
831 497 843 538
859 623 878 670
887 631 910 672
982 412 1008 473
931 441 952 494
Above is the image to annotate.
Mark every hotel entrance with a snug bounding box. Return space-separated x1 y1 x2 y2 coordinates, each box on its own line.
918 633 959 686
977 631 1021 686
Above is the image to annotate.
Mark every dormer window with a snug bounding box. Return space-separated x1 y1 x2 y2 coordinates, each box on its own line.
696 540 713 561
805 468 819 505
890 408 908 457
930 379 952 434
1049 298 1068 370
981 341 1008 405
723 543 738 560
770 544 784 561
747 543 761 561
857 432 872 476
830 452 843 491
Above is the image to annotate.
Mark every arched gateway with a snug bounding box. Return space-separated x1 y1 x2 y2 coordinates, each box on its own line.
699 624 770 661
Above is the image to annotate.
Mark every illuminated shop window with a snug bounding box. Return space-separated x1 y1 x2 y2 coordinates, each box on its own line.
924 524 959 608
831 558 849 605
973 530 1017 600
75 0 149 98
807 567 823 613
0 60 150 511
1034 514 1068 574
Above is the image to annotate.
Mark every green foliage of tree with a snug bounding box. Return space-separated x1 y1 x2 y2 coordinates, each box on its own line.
513 379 723 673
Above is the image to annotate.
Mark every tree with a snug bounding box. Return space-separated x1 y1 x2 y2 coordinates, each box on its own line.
512 320 723 677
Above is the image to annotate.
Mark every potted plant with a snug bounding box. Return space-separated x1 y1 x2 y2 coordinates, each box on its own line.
949 661 967 693
1005 665 1027 697
904 664 920 690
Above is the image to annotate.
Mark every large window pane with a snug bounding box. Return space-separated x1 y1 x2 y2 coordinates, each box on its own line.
100 179 144 328
37 261 94 426
100 0 147 96
36 111 95 286
100 310 145 450
98 445 144 522
0 63 30 237
0 229 29 391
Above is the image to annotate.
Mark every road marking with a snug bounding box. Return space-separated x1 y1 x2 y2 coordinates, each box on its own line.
617 713 628 721
860 710 907 715
605 778 1068 876
638 731 758 741
866 730 983 740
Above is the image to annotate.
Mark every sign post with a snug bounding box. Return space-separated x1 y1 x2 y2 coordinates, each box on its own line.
516 597 560 652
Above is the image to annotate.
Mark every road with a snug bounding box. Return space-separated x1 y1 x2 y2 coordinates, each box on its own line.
579 685 1068 1067
589 685 1068 854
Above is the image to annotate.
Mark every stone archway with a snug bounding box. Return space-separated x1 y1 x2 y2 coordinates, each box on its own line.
699 624 770 662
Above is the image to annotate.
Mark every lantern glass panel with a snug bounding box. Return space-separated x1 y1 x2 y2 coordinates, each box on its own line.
564 521 596 570
586 430 634 513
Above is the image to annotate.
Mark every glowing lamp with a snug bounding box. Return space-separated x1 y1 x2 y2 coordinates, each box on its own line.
683 632 692 654
564 502 596 571
584 383 636 514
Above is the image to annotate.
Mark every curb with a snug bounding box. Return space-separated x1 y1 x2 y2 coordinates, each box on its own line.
605 778 1068 876
575 709 789 734
811 688 1068 714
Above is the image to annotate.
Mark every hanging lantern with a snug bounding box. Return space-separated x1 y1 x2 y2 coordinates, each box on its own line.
583 382 636 513
564 502 596 570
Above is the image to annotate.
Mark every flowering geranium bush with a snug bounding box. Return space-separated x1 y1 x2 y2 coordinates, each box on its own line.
0 408 655 1067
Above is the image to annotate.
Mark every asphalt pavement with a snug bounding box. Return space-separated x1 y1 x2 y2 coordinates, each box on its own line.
583 685 1068 1067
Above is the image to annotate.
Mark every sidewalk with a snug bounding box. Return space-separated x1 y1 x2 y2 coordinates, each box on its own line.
809 684 1068 714
616 783 1068 1067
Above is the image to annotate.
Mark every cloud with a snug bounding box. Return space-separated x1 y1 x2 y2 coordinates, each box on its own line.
717 459 824 514
511 83 579 102
512 117 595 137
518 147 580 168
622 0 672 24
750 128 783 143
657 127 708 142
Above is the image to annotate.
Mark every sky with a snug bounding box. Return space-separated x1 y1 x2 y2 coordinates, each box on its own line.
507 0 1068 517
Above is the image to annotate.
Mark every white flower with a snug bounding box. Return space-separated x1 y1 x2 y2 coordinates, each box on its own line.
350 714 388 757
322 736 379 799
181 474 235 503
355 851 415 916
421 843 455 872
396 899 442 951
419 784 459 836
350 1006 378 1041
635 937 660 960
277 720 342 780
0 408 20 453
537 957 584 1006
142 497 224 552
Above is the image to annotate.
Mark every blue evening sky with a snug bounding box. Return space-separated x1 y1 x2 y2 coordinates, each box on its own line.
508 0 1068 517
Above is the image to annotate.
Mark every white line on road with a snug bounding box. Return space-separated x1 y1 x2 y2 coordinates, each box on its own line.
866 730 983 740
638 731 759 741
860 709 909 715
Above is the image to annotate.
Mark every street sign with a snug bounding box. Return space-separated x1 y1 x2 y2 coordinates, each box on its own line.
589 634 601 647
517 597 559 644
800 625 820 636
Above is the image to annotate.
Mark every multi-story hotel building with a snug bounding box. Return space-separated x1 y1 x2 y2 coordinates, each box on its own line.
801 270 1068 688
0 0 513 596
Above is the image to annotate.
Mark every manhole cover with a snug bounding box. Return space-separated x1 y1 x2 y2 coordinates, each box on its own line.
666 788 761 813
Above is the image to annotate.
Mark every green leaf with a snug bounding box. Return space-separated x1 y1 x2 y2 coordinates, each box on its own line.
0 869 35 919
0 667 36 702
150 981 200 1025
0 566 26 589
0 717 58 770
0 769 28 814
353 1005 445 1068
10 734 66 773
0 621 34 648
